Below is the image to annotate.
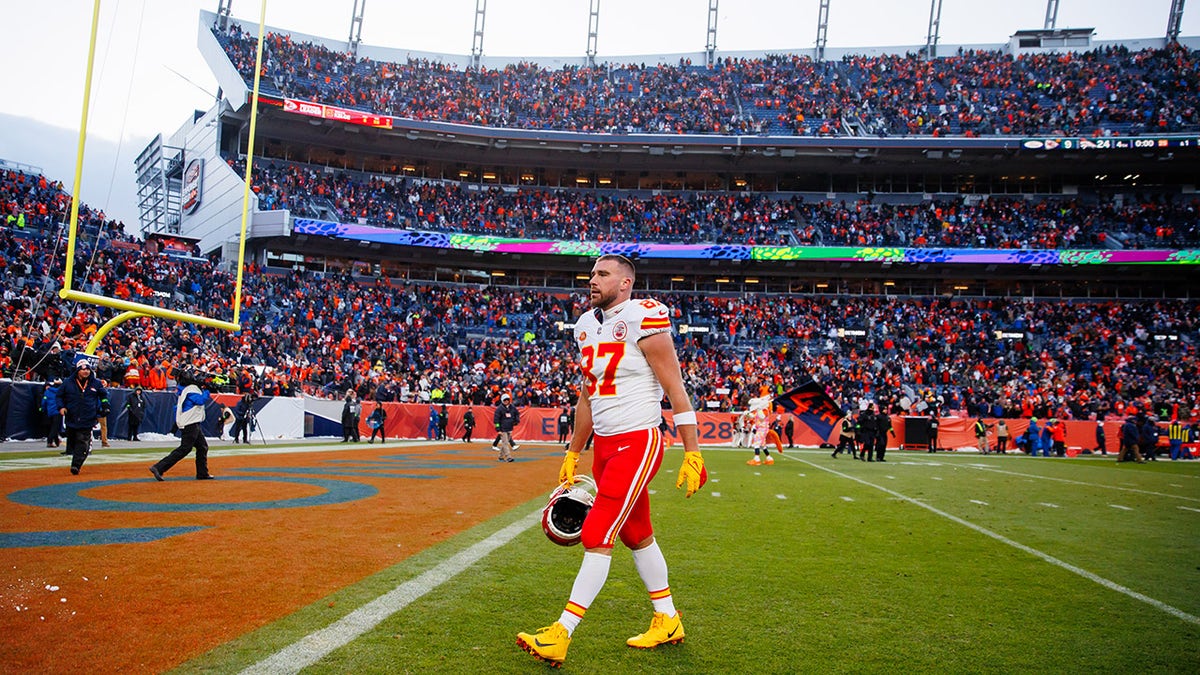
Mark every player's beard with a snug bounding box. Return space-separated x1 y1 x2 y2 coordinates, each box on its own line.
589 285 617 310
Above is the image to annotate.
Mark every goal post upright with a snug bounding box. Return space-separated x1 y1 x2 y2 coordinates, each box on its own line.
61 0 272 354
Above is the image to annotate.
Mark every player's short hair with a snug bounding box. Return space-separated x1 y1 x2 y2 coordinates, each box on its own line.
596 253 636 281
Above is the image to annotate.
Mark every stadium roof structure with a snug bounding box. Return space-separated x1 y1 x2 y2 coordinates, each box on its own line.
148 10 1200 299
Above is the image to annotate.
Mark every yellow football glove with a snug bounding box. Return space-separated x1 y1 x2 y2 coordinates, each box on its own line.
675 451 707 498
559 450 580 485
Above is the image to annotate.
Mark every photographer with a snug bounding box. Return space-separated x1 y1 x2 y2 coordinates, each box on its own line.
230 392 254 444
149 369 217 481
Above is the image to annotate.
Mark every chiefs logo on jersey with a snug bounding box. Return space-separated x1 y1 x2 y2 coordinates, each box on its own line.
613 321 628 340
577 331 587 342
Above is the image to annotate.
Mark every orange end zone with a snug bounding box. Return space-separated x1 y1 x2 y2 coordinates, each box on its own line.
0 443 560 673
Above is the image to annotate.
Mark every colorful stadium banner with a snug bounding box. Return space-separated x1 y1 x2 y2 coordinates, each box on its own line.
771 379 844 440
291 218 1200 265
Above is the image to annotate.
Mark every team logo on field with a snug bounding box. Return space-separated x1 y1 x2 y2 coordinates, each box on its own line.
613 321 628 340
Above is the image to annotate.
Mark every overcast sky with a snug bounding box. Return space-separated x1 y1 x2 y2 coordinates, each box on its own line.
1 0 1196 227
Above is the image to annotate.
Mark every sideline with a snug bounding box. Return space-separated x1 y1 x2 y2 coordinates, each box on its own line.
240 508 542 674
785 454 1200 627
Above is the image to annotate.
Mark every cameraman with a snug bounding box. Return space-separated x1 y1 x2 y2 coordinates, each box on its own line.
149 369 217 481
230 392 254 444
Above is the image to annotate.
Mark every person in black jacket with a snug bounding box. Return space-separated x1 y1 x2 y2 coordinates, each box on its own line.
557 405 573 445
494 393 520 462
56 360 109 475
1118 415 1144 463
367 404 387 443
125 386 147 441
462 405 476 443
1140 416 1161 462
856 408 876 461
874 407 896 462
341 389 361 442
230 393 254 444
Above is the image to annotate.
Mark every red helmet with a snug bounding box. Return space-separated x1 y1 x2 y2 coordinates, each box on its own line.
541 475 597 546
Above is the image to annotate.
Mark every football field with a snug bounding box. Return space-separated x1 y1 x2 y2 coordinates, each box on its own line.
188 446 1199 673
2 442 1196 673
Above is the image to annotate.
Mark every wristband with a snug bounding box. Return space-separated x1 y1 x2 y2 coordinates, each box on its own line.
673 411 697 427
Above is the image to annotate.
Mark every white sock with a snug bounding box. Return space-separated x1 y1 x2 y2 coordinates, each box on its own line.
558 551 611 635
632 540 677 616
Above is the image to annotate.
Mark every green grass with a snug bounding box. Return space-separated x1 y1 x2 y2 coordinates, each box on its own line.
181 449 1200 674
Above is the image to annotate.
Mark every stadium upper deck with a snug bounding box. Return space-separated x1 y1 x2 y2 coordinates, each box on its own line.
211 21 1200 139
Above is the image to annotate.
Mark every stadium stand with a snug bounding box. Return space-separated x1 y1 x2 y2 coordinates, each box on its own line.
213 23 1200 138
2 169 1197 425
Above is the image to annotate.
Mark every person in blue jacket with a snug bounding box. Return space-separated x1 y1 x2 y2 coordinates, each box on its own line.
55 360 109 475
1026 417 1043 456
427 405 440 440
42 378 63 449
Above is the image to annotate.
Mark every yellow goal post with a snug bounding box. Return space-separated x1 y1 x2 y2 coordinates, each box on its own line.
61 0 270 356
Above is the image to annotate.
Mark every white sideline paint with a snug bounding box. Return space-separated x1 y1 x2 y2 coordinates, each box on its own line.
789 455 1200 627
969 500 989 506
1040 503 1061 508
960 465 1200 503
241 510 541 675
1179 506 1200 513
1110 504 1134 511
776 494 787 500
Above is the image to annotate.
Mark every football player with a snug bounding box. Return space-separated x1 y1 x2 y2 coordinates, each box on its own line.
517 254 706 667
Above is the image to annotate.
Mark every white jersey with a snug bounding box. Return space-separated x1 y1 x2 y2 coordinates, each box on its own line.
574 297 673 435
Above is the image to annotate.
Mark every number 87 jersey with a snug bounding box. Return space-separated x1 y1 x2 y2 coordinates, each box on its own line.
574 298 674 436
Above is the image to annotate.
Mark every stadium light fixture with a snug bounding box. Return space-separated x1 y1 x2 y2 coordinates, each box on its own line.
491 271 507 277
816 283 829 289
715 278 730 284
671 276 685 282
745 278 759 284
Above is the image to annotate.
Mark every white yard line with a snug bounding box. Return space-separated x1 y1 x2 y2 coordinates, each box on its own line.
789 455 1200 627
241 509 541 675
956 464 1200 503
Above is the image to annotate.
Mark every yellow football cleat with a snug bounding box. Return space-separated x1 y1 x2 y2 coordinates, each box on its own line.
517 622 571 666
627 611 685 648
746 457 761 466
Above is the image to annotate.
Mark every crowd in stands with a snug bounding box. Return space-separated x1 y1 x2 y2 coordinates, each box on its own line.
216 22 1200 138
248 159 1200 249
4 168 1198 425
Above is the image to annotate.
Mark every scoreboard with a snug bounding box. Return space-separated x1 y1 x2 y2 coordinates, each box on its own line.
1022 137 1198 151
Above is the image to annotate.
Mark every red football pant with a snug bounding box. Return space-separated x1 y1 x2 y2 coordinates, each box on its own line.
581 427 664 549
